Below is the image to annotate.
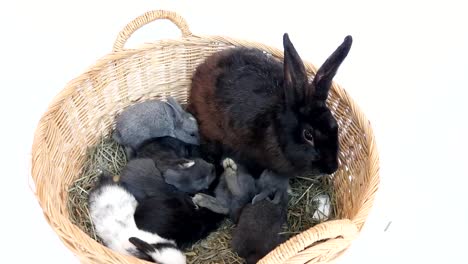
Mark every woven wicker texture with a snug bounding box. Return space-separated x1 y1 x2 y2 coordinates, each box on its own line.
31 10 379 264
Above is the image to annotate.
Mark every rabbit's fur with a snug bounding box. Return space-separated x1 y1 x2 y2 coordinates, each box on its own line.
252 169 290 205
115 158 225 249
88 173 186 264
134 137 216 194
188 34 352 177
231 188 289 264
134 194 225 249
129 237 187 264
135 136 201 163
192 158 257 223
115 158 163 202
113 97 199 157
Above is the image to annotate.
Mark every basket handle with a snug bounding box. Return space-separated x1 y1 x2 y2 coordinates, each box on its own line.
112 10 192 52
258 219 359 263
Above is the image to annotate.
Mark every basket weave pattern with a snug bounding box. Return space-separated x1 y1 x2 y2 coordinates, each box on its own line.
31 10 379 264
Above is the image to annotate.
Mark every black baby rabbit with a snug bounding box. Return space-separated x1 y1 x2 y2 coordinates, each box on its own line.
134 136 215 194
134 136 202 170
188 34 352 177
231 174 290 264
115 158 225 249
136 136 201 161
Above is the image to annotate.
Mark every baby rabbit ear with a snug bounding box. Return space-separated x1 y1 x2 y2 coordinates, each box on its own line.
166 97 184 117
129 237 155 254
283 33 307 106
179 159 195 169
309 35 352 101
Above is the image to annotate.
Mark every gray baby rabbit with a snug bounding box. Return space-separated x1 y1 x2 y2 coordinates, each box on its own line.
231 181 289 264
192 159 290 221
192 158 257 222
252 169 290 205
113 96 200 157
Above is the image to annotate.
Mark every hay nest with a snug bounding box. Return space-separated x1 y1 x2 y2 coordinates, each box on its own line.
68 136 335 263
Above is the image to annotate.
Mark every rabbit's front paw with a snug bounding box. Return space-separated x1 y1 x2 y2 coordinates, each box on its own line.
192 193 229 214
222 158 237 171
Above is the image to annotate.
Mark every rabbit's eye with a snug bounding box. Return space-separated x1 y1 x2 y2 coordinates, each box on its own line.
303 129 315 146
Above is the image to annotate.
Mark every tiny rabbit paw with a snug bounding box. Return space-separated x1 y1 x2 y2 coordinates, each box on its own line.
222 158 237 171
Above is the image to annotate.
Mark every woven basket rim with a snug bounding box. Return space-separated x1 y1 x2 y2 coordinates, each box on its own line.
30 10 380 264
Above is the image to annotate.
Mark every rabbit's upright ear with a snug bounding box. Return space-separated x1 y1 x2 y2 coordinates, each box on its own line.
283 33 307 106
308 36 352 101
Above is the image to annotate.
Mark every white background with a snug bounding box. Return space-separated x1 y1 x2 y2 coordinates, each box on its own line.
1 0 467 263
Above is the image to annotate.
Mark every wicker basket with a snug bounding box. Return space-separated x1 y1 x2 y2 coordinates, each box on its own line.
31 10 379 264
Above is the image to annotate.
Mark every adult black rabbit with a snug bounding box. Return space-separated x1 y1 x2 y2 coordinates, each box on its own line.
188 34 352 177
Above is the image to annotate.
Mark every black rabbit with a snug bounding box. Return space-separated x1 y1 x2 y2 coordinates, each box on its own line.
115 158 225 249
188 34 352 177
135 136 202 164
134 137 215 194
231 180 289 264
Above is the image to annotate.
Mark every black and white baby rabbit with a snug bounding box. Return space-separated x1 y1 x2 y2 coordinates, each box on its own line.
192 158 257 223
134 137 215 194
88 172 186 264
113 96 199 158
188 34 352 177
129 237 186 264
231 175 290 264
116 158 225 249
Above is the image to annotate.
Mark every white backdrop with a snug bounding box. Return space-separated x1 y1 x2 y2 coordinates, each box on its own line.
1 0 467 263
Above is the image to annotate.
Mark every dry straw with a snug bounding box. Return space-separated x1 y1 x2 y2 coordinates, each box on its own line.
31 10 379 264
